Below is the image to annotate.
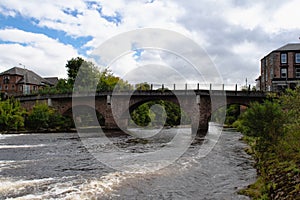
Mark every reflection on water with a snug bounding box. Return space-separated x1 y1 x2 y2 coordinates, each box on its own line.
0 123 256 199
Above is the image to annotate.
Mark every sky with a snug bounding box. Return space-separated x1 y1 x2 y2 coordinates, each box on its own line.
0 0 300 88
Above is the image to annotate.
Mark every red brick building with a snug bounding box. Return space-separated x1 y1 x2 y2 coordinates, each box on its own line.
258 43 300 92
0 67 57 96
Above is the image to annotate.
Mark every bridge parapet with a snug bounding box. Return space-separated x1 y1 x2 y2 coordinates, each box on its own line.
16 89 266 101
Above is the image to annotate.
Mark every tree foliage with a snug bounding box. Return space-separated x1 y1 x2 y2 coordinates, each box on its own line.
66 57 132 92
0 98 26 132
135 82 150 91
235 100 286 144
211 104 240 126
235 88 300 199
39 79 73 94
97 68 132 92
66 57 85 86
39 57 133 94
130 100 190 127
275 88 300 161
25 102 69 131
73 59 100 92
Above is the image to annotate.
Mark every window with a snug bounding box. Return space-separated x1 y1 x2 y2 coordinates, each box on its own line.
270 67 274 78
0 85 2 90
296 68 300 78
3 76 10 84
295 53 300 63
281 68 287 78
23 85 30 95
281 53 287 64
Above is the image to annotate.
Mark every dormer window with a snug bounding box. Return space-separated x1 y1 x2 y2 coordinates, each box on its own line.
281 53 287 64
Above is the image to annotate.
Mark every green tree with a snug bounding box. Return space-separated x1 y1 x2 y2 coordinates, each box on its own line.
25 102 68 131
130 100 190 127
73 59 100 92
38 78 73 95
66 57 85 86
66 57 132 92
130 103 152 126
225 104 240 125
97 68 132 91
275 88 300 161
135 82 150 91
236 100 285 145
0 98 26 132
55 79 73 93
26 102 53 131
235 88 300 199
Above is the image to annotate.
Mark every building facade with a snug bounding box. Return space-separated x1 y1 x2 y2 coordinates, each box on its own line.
0 67 57 96
259 43 300 92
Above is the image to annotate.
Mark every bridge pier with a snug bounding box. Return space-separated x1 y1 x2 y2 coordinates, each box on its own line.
105 105 119 129
191 119 209 137
191 95 211 136
104 104 128 130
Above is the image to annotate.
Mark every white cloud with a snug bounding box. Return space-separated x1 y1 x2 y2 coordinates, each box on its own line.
270 0 300 31
0 0 299 85
224 3 265 30
0 28 78 78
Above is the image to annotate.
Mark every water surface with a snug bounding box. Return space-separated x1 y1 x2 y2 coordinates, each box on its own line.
0 124 256 199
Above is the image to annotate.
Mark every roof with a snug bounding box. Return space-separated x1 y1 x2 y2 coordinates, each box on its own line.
44 77 59 85
0 66 26 76
275 43 300 51
0 67 53 86
261 43 300 61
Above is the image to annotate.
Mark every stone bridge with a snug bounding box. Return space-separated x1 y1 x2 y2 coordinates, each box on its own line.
17 90 266 135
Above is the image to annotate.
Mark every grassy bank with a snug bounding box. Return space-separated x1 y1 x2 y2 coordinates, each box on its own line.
234 88 300 199
238 135 300 199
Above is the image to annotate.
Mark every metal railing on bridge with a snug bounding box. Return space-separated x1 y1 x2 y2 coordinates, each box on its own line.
117 83 256 92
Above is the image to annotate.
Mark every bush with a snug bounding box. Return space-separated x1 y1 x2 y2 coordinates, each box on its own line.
237 87 300 199
0 98 27 132
25 102 68 131
236 100 286 145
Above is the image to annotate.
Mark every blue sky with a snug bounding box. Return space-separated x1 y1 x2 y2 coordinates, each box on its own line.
0 0 300 87
0 14 92 53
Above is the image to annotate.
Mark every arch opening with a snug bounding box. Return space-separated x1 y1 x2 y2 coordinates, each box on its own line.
210 103 249 127
128 100 191 128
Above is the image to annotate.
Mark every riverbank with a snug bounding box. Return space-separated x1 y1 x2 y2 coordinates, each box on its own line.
238 135 300 200
233 88 300 199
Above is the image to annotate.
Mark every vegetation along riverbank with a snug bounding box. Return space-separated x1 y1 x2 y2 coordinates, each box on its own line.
233 88 300 199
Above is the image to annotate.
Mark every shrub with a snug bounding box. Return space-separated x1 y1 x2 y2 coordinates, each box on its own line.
25 102 68 131
237 100 286 145
0 98 27 132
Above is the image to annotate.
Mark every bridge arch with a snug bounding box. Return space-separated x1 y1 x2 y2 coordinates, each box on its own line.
125 98 191 128
210 103 250 125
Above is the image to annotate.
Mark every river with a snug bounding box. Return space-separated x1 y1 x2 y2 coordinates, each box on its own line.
0 123 256 199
